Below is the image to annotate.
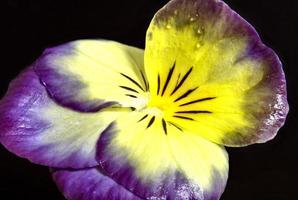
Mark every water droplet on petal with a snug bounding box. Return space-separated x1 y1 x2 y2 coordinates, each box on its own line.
174 10 178 15
197 27 205 35
147 32 153 40
190 17 195 22
166 24 171 29
196 43 201 49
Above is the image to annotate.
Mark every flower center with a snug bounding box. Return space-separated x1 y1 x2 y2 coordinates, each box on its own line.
146 95 177 117
119 62 216 134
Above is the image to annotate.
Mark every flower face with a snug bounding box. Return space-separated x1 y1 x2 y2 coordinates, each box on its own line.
0 0 288 200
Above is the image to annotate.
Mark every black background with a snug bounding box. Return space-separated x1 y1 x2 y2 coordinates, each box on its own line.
2 0 298 199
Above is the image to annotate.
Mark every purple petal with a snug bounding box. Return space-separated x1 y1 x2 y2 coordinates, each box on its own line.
34 40 146 112
52 168 143 200
0 67 120 168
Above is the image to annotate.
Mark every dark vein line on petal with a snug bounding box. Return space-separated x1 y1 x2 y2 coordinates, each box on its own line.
138 114 148 122
140 70 149 91
161 62 175 96
171 67 193 95
174 87 198 102
173 115 194 121
157 74 161 95
147 116 155 128
179 97 216 107
168 121 183 132
125 94 137 98
175 110 212 114
119 86 139 93
175 73 181 87
162 119 167 135
120 73 145 92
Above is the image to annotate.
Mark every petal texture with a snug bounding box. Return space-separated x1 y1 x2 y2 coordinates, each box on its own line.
0 67 125 168
52 168 143 200
144 0 288 146
97 112 228 200
35 39 148 112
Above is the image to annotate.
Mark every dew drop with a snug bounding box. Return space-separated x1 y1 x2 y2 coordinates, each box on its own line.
166 24 171 29
147 32 153 40
196 43 201 49
174 10 178 15
197 27 204 35
190 17 195 22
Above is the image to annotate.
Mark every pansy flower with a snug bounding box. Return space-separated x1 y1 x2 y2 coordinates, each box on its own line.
0 0 288 199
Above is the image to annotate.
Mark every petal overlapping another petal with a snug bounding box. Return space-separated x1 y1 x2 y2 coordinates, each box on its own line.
0 67 125 168
0 0 289 199
96 112 228 200
52 168 143 200
34 40 147 112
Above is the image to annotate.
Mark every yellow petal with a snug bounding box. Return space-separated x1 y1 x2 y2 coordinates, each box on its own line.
35 40 149 112
97 111 228 199
142 0 288 146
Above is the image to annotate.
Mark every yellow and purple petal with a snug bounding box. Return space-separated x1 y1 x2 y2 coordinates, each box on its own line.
97 112 228 200
144 0 288 146
0 67 125 168
0 0 289 199
52 168 142 200
34 40 148 112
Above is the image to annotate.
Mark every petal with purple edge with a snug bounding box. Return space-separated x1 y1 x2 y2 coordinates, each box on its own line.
0 67 126 168
35 39 148 112
52 168 143 200
96 112 228 200
143 0 288 146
